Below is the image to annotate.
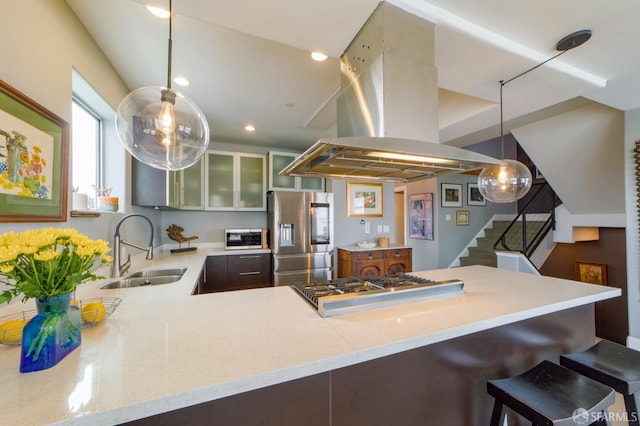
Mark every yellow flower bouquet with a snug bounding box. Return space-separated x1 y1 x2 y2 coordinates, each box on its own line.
0 228 111 372
0 228 111 303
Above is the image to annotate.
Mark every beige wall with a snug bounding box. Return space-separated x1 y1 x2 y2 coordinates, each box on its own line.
0 0 137 241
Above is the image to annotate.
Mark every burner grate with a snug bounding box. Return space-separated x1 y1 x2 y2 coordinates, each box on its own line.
292 273 463 316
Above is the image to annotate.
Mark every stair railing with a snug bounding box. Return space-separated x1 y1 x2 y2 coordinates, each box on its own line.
493 181 557 257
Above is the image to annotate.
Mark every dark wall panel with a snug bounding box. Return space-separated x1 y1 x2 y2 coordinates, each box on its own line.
539 227 628 343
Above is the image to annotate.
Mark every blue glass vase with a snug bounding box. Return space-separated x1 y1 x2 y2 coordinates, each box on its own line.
20 292 81 373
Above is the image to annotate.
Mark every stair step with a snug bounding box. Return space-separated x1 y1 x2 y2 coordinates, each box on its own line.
458 219 550 268
459 256 496 267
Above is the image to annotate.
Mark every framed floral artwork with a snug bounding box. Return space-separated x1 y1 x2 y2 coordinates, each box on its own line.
0 80 69 222
347 182 383 217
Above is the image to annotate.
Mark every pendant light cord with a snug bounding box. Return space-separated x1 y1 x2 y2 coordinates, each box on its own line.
166 0 173 89
499 49 569 160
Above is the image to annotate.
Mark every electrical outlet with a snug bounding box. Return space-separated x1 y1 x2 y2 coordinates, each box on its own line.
377 225 383 233
383 225 389 232
446 214 452 221
365 222 371 234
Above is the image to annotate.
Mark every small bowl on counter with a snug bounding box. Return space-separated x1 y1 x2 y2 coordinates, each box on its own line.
356 241 377 249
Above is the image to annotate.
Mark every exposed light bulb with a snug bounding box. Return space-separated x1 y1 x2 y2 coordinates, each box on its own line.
161 134 173 147
158 89 176 136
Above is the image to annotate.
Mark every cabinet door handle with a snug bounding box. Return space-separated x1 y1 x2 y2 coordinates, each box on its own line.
239 271 261 276
394 252 401 258
239 255 260 259
368 255 374 260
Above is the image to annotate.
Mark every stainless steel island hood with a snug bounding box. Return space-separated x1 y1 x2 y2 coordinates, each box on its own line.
281 2 500 183
280 136 500 182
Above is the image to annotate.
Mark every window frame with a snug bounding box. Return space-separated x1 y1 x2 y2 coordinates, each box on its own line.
71 96 103 195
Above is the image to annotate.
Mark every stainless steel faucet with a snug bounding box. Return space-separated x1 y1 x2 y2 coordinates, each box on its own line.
111 213 154 277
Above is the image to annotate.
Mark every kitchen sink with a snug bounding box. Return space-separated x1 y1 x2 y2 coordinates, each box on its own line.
126 267 187 278
101 275 184 289
100 267 188 289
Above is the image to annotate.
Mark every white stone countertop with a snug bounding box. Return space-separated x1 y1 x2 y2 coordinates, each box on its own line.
0 248 620 425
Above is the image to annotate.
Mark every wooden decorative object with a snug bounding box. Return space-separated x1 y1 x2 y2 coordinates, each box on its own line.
166 224 198 253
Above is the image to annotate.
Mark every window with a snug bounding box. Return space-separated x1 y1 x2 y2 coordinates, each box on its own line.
71 69 123 211
71 99 101 206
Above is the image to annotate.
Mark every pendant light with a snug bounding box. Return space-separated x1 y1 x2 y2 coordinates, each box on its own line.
115 0 209 171
478 30 592 203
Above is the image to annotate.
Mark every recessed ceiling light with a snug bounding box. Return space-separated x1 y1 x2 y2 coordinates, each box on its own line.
244 124 256 132
173 76 190 87
146 5 170 19
311 51 328 62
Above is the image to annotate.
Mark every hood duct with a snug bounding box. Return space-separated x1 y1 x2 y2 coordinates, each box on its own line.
281 1 500 182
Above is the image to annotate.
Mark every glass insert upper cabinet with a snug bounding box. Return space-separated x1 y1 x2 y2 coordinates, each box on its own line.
175 156 204 210
132 157 203 210
206 151 266 211
268 151 325 192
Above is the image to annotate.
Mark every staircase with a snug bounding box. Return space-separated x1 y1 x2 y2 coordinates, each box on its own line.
459 219 549 267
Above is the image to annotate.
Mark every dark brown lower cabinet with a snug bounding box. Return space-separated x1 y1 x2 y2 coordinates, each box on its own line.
123 304 595 426
200 253 271 293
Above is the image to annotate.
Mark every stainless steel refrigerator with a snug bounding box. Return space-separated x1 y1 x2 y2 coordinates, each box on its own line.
267 191 333 286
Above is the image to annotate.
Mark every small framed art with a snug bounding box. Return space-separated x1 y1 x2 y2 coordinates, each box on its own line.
575 261 608 285
456 210 470 226
441 183 462 208
467 183 486 206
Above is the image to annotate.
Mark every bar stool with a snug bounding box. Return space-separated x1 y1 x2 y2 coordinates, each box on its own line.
560 340 640 426
487 360 615 426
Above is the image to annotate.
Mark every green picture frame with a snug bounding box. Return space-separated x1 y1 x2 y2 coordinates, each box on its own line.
0 80 69 222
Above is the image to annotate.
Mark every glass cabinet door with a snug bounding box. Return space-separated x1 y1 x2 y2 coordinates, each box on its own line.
269 152 296 190
181 157 204 209
238 154 265 209
268 151 325 192
206 151 234 209
300 176 325 191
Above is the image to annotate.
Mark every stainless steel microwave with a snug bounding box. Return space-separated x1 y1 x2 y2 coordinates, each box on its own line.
224 229 267 250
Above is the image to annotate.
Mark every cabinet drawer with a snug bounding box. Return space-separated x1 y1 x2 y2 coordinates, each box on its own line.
355 251 383 260
228 253 270 274
385 249 411 259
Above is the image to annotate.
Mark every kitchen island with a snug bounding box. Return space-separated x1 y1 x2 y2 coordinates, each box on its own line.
0 248 619 425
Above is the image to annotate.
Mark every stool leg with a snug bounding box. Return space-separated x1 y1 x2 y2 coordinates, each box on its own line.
490 400 506 426
623 392 639 426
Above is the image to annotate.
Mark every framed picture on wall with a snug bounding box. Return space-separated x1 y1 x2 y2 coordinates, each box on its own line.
441 183 462 207
0 80 69 221
409 193 433 240
467 183 486 206
347 182 383 217
456 210 470 226
575 261 608 285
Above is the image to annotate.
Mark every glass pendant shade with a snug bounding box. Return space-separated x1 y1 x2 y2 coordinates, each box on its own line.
116 86 209 171
477 159 532 203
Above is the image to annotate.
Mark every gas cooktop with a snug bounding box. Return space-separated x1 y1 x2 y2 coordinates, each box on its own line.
292 273 464 317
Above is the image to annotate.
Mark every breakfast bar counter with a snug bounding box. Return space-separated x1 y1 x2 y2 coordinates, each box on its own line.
0 249 620 425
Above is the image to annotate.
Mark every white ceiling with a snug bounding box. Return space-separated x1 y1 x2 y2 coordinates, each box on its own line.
65 0 640 152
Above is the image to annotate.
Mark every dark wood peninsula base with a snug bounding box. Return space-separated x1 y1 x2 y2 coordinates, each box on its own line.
125 304 594 426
